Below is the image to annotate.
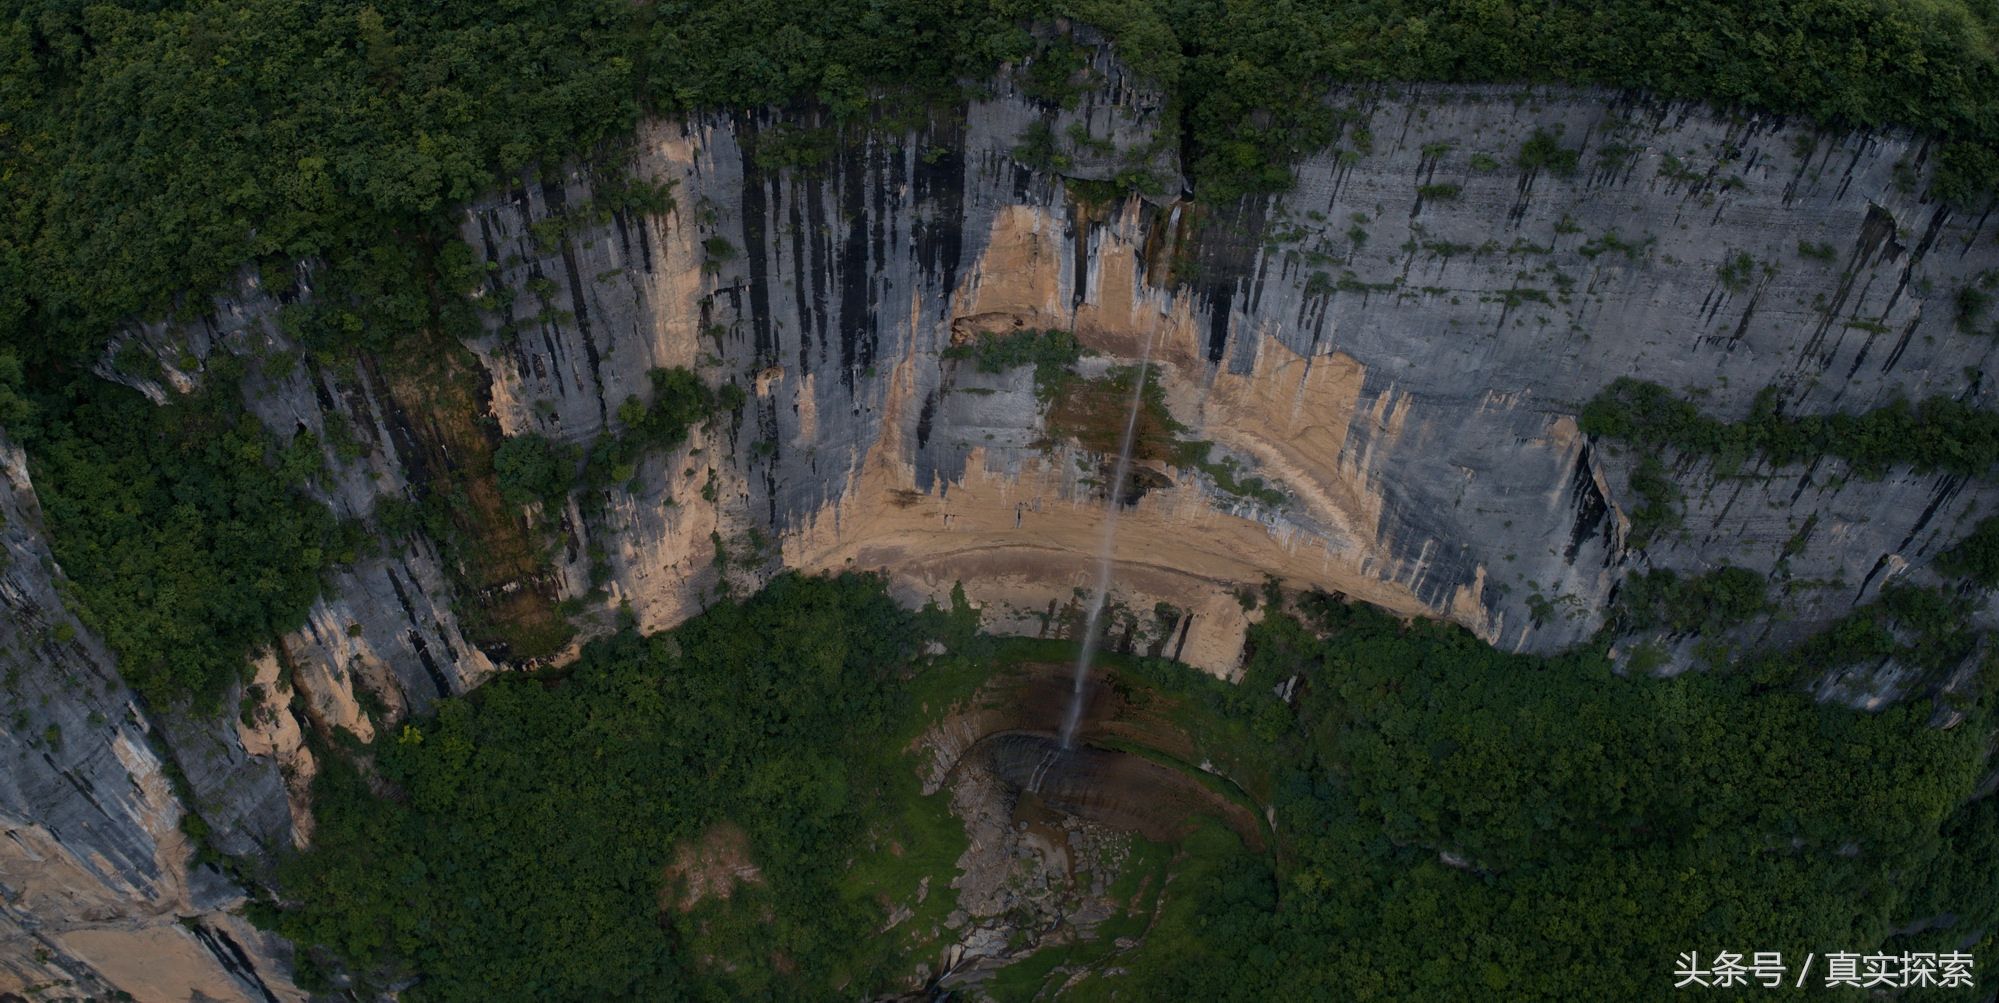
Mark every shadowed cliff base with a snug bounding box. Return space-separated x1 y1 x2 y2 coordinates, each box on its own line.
980 732 1265 851
919 655 1272 853
902 643 1278 997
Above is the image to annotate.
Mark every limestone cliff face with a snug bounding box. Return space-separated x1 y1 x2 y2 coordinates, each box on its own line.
0 438 303 1001
4 41 1998 994
463 78 1998 680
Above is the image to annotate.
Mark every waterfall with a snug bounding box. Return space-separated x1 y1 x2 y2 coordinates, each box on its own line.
1058 337 1153 750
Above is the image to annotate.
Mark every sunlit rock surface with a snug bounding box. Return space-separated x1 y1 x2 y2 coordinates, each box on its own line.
461 80 1997 678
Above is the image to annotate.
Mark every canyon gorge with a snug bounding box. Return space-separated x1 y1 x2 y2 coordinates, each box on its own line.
5 36 1998 998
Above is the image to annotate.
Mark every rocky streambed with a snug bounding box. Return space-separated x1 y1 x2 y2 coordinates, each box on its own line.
903 658 1269 996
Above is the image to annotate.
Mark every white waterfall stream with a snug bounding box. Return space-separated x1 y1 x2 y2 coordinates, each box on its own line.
1056 338 1153 751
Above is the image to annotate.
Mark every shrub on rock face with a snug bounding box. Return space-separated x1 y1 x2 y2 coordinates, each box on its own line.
1517 129 1579 176
492 432 579 509
1939 516 1999 588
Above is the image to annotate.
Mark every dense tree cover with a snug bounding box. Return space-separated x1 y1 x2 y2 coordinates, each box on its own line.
1621 453 1683 548
1609 566 1978 690
1613 565 1771 634
1583 377 1999 479
1157 0 1999 201
271 573 932 999
1762 582 1982 682
0 352 29 428
0 0 1030 366
11 369 353 707
588 366 745 487
1939 515 1999 587
1084 594 1995 1000
493 366 740 511
277 571 1996 1000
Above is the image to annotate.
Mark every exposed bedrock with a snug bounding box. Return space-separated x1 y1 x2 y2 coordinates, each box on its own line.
448 79 1999 683
98 67 1999 702
0 438 304 1001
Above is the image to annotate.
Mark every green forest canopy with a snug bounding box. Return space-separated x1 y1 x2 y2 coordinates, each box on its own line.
273 572 1998 1001
4 0 1999 367
19 369 354 708
273 573 944 998
1097 592 1995 1000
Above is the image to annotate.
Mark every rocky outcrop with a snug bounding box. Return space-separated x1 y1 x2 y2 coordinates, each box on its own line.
457 77 1998 678
5 35 1999 992
0 438 303 1001
91 46 1999 698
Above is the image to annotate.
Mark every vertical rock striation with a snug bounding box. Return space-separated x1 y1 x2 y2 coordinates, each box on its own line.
0 437 302 1001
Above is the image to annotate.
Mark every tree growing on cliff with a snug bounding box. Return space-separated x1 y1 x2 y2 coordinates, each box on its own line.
492 432 579 510
26 378 349 708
